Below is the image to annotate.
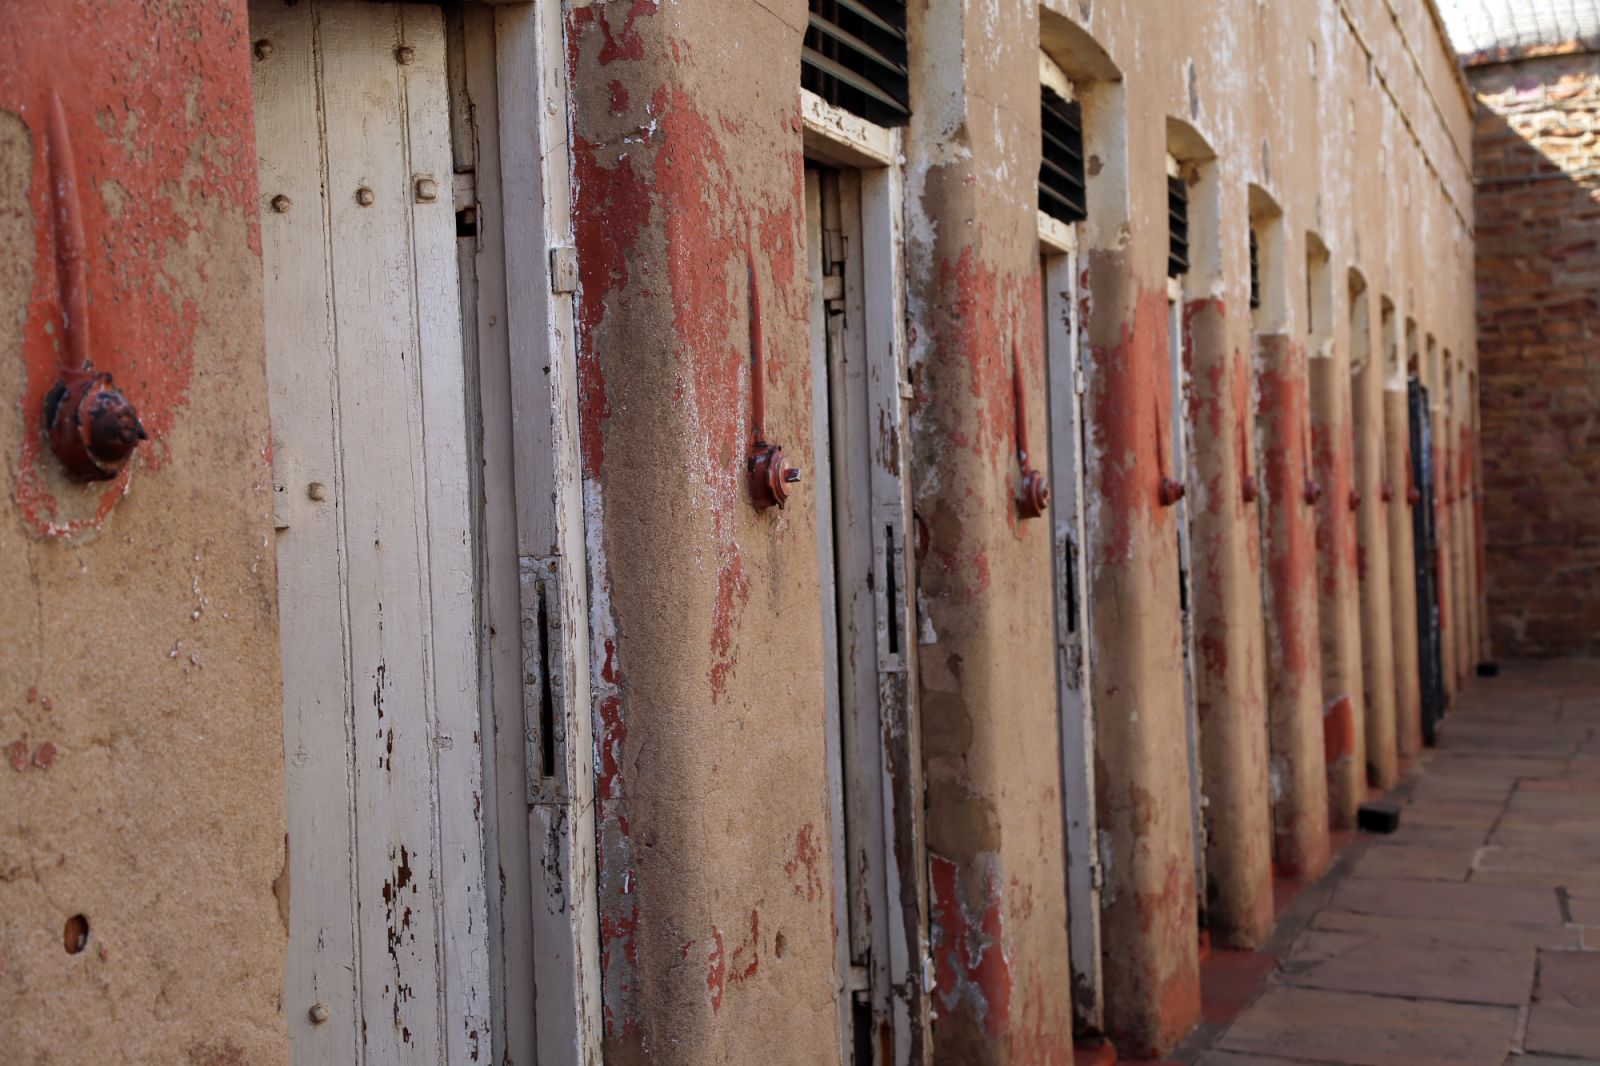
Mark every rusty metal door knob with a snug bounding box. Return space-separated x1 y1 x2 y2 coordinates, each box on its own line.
44 369 146 481
1303 479 1323 505
1380 482 1394 503
1018 467 1050 519
744 248 800 513
1159 477 1186 507
1242 476 1259 504
1010 343 1048 520
1406 486 1421 506
748 442 800 511
1348 489 1362 512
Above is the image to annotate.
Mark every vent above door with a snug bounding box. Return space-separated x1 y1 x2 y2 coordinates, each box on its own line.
1168 174 1190 278
802 0 910 127
1039 87 1087 225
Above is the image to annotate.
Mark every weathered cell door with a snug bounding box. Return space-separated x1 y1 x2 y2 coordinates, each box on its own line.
253 2 489 1060
1040 231 1102 1036
805 161 929 1066
1409 378 1445 743
1166 160 1206 932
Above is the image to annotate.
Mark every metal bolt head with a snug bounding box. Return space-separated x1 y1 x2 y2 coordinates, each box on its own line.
356 186 375 207
308 1003 330 1025
254 39 275 61
307 482 327 501
395 45 415 65
271 194 292 214
414 177 438 203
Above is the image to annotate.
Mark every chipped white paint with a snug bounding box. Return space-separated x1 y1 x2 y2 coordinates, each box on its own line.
1042 243 1103 1034
802 88 896 168
254 2 488 1061
806 109 930 1062
489 2 605 1061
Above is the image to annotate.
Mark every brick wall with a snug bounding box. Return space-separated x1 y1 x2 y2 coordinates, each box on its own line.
1473 50 1600 656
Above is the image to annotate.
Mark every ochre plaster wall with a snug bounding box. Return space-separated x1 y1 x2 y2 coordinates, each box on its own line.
1039 0 1476 1055
905 3 1074 1061
567 2 845 1061
0 3 286 1063
567 0 1477 1061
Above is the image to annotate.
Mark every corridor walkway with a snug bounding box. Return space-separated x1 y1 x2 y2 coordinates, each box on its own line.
1179 661 1600 1066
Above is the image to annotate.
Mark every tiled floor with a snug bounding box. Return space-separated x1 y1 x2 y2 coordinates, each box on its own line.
1181 660 1600 1066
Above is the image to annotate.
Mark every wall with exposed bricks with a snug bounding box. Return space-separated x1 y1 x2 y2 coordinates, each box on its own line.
1472 48 1600 657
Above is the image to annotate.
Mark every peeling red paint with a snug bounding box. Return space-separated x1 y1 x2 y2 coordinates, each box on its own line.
571 136 651 479
929 854 1011 1040
706 908 760 1013
933 248 1046 497
607 79 630 115
1090 282 1169 563
2 3 259 538
1323 694 1356 764
784 824 824 903
567 0 657 67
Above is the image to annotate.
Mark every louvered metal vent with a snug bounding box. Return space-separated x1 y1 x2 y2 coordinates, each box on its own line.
802 0 910 128
1249 229 1261 309
1039 87 1087 225
1168 175 1189 278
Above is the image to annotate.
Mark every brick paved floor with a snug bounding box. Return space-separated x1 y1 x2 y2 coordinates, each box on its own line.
1179 660 1600 1066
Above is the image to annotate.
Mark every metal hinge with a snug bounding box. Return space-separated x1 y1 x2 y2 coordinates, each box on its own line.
550 245 579 294
522 555 569 806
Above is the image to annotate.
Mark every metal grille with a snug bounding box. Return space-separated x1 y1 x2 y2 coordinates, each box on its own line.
802 0 910 128
1437 0 1600 56
1168 175 1189 278
1249 229 1261 309
1039 87 1087 224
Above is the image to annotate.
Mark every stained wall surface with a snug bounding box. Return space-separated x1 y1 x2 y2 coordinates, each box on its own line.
571 0 1476 1062
1472 48 1600 657
0 1 1482 1064
0 2 287 1063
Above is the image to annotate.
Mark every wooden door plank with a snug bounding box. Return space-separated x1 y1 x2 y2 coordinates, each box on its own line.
859 153 930 1062
316 3 446 1056
493 6 604 1061
1043 249 1104 1034
253 1 362 1060
457 8 540 1063
397 7 491 1064
828 170 888 983
805 166 855 1066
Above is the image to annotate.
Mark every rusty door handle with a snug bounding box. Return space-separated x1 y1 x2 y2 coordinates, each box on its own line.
43 91 145 482
745 246 799 511
1013 343 1048 519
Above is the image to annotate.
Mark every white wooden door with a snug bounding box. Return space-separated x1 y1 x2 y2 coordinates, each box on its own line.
253 3 490 1062
1042 246 1103 1035
1168 287 1207 927
807 163 928 1065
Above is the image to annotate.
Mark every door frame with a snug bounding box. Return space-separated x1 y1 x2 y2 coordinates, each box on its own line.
1039 212 1104 1036
253 2 601 1062
459 5 603 1063
801 87 931 1066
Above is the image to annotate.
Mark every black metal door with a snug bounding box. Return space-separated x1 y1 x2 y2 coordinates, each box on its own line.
1410 378 1445 743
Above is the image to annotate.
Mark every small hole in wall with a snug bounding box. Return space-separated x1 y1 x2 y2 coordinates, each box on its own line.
774 930 787 959
63 914 89 954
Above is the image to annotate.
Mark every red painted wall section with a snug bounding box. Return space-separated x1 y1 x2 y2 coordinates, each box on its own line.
2 3 259 538
904 4 1076 1060
1183 295 1275 952
1256 334 1331 882
567 2 841 1060
1 3 284 1063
